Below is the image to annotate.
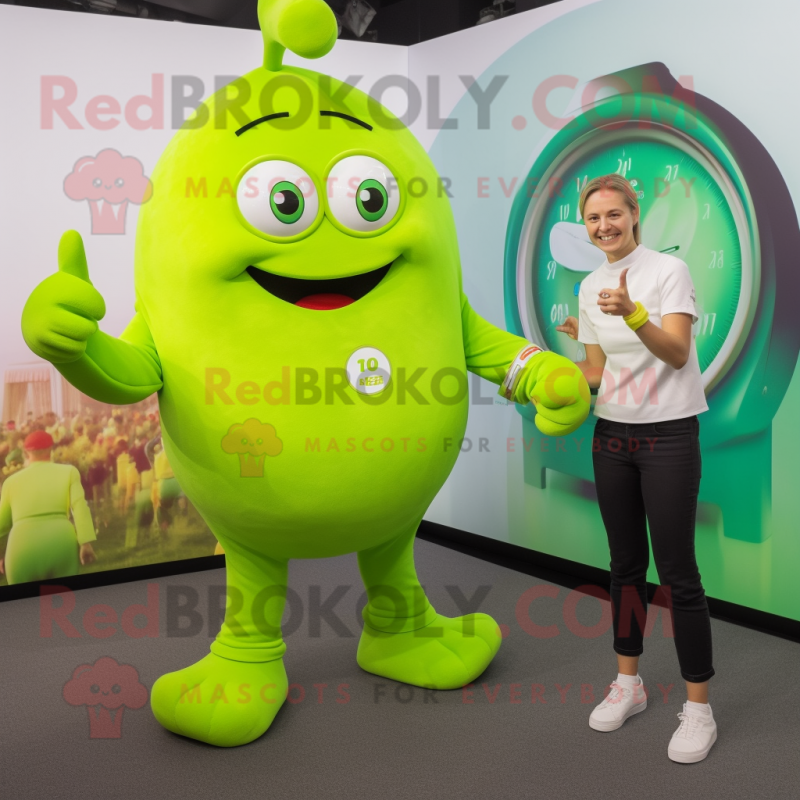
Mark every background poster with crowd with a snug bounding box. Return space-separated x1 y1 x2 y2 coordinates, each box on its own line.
1 366 210 582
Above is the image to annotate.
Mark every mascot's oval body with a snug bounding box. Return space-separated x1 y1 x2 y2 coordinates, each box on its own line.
137 65 469 559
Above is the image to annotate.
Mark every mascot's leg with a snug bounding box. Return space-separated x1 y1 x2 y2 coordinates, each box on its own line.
356 519 501 690
150 535 289 747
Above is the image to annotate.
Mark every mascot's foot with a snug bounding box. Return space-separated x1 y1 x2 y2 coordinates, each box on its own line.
150 652 288 747
356 613 501 690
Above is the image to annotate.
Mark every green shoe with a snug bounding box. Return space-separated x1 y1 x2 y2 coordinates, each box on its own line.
150 652 288 747
356 613 502 690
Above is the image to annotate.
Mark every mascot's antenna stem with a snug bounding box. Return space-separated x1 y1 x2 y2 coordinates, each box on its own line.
258 0 339 71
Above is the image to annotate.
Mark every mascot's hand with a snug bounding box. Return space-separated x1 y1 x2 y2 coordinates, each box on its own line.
21 231 106 364
516 351 590 437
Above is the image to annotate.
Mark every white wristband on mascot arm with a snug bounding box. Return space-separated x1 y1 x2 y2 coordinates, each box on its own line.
498 345 545 401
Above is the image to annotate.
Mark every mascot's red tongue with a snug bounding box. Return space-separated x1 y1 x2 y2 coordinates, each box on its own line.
295 293 354 310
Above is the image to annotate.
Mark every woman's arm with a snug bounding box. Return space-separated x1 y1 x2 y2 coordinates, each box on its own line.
555 317 606 388
597 265 694 370
633 312 693 370
575 343 607 389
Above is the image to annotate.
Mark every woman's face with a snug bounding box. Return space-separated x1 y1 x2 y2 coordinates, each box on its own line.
582 189 639 261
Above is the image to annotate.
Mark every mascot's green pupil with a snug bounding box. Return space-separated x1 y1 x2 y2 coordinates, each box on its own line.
270 181 304 224
356 179 388 222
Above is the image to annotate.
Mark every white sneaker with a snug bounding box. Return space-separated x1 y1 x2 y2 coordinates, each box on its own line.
668 703 717 763
589 678 647 732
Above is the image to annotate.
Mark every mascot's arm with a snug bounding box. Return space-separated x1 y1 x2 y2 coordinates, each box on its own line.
460 291 531 399
460 292 590 435
21 231 162 405
56 314 162 405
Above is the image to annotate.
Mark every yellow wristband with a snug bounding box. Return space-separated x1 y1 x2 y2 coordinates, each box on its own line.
623 301 649 331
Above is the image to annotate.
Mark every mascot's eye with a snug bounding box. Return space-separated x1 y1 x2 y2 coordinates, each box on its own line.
111 684 122 694
237 160 319 238
90 684 100 693
115 178 125 188
93 178 102 188
326 155 400 233
270 181 304 224
356 181 388 221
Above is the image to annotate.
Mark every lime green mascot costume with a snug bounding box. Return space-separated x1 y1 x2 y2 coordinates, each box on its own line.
21 0 589 746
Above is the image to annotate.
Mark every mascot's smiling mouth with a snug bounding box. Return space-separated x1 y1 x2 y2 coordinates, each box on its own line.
247 263 393 310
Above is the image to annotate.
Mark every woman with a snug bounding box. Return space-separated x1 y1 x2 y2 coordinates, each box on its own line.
556 174 716 763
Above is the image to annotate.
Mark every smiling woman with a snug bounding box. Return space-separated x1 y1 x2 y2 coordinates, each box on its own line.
555 173 717 763
580 174 641 264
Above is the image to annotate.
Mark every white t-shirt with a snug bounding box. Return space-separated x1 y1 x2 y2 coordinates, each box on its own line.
578 244 709 423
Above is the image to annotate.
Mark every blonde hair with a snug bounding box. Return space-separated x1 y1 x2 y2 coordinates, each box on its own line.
578 174 641 245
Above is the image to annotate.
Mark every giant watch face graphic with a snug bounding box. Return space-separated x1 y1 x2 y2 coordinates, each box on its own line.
517 126 753 391
504 62 800 543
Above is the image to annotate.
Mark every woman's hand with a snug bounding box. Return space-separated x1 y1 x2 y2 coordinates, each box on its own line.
556 316 579 340
598 267 637 317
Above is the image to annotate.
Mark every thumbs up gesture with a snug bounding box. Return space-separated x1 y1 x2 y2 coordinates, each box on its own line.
597 267 637 317
21 231 107 363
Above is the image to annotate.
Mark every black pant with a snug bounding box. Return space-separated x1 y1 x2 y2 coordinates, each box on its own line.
592 415 714 683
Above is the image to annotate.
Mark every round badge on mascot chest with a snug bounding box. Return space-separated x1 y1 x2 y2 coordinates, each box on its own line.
346 347 391 395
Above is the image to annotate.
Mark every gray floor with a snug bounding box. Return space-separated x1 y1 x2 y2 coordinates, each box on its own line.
2 539 798 800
